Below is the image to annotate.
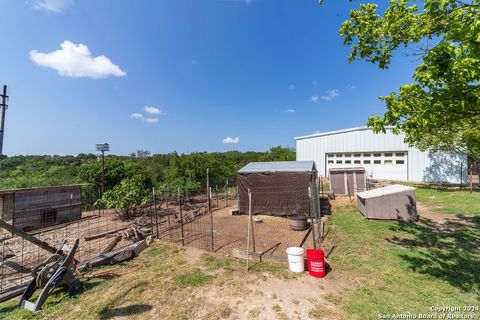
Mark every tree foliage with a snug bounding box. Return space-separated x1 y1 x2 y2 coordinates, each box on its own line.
330 0 480 159
96 177 150 220
0 147 296 196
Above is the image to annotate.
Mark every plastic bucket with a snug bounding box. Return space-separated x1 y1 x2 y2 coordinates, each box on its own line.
286 247 305 273
306 248 325 278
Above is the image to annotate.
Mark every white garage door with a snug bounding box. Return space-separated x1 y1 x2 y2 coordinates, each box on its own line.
326 151 408 181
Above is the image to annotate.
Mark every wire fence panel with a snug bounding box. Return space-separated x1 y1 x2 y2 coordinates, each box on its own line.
0 178 324 297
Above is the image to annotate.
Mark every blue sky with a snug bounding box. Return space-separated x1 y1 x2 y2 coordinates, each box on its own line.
0 0 417 155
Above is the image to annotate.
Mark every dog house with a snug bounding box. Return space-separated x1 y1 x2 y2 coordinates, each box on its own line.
329 167 367 196
237 161 318 216
356 184 417 222
0 185 82 231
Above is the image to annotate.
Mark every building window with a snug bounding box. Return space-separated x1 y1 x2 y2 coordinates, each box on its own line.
327 154 334 158
354 160 361 164
374 160 381 164
364 160 371 164
328 160 334 164
374 153 382 157
384 153 393 157
363 153 371 157
336 154 343 158
344 154 351 157
396 152 405 157
384 160 393 164
345 160 352 164
336 160 342 164
354 154 361 157
396 160 405 165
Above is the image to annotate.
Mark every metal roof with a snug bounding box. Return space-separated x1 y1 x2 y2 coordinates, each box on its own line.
238 161 316 174
295 126 396 140
0 184 84 195
357 184 416 199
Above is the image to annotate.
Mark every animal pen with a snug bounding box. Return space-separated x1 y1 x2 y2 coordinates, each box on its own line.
0 166 330 302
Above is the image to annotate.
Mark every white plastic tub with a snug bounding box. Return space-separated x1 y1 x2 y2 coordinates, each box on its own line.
286 247 305 273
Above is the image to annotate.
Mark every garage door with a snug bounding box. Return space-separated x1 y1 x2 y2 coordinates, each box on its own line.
326 152 408 181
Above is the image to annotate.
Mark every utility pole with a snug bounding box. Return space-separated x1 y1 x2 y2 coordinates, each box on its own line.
0 85 9 158
96 143 110 195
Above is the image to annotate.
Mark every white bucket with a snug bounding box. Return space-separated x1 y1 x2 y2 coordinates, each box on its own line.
286 247 305 273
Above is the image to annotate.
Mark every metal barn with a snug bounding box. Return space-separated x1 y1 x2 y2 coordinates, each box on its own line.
0 185 82 231
295 126 467 184
237 161 318 216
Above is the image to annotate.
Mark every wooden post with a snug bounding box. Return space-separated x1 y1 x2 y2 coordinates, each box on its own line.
246 188 252 271
225 178 229 207
209 187 214 251
153 187 159 239
0 219 57 254
178 187 185 246
216 186 219 208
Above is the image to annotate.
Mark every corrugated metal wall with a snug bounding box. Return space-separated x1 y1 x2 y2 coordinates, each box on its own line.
295 127 467 183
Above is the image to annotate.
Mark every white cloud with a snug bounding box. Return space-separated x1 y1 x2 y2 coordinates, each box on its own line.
223 136 240 144
144 106 162 115
288 84 295 90
33 0 73 13
143 118 159 123
320 89 339 101
130 113 159 124
310 95 320 103
130 113 143 120
346 84 357 89
287 109 296 113
30 40 126 79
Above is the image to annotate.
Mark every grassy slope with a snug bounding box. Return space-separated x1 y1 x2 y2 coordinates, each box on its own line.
414 186 480 215
1 202 478 319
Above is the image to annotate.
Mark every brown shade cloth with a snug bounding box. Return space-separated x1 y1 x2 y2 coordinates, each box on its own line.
237 172 316 216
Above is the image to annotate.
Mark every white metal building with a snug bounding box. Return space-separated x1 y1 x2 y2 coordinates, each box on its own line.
295 126 467 184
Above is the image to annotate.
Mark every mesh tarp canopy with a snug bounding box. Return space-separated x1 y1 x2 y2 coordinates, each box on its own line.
237 162 317 216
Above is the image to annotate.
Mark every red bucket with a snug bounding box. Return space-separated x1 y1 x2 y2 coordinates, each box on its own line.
306 249 325 278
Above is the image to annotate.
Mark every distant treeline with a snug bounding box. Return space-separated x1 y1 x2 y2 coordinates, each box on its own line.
0 146 295 199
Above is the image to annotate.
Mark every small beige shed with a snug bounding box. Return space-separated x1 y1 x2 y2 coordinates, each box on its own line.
356 184 417 222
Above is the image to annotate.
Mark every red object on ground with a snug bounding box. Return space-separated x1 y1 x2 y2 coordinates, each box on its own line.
306 248 325 278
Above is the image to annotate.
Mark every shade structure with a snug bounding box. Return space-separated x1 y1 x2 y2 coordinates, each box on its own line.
237 161 318 216
356 184 417 222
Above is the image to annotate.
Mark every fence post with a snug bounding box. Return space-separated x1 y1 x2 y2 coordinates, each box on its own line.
209 187 214 251
216 186 219 208
178 187 185 246
165 188 172 242
308 186 317 249
225 178 229 207
246 188 252 271
153 187 159 239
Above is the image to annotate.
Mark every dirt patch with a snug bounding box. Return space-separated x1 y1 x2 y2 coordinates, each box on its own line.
193 270 339 319
417 202 479 230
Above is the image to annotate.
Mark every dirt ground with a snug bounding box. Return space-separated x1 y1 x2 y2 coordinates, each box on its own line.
416 202 479 229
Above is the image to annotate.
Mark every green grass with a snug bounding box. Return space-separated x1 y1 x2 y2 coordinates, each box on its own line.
1 191 478 319
174 269 212 287
325 204 480 319
413 185 480 215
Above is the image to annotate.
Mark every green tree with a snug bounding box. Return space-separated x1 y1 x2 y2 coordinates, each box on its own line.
97 177 150 220
329 0 480 159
